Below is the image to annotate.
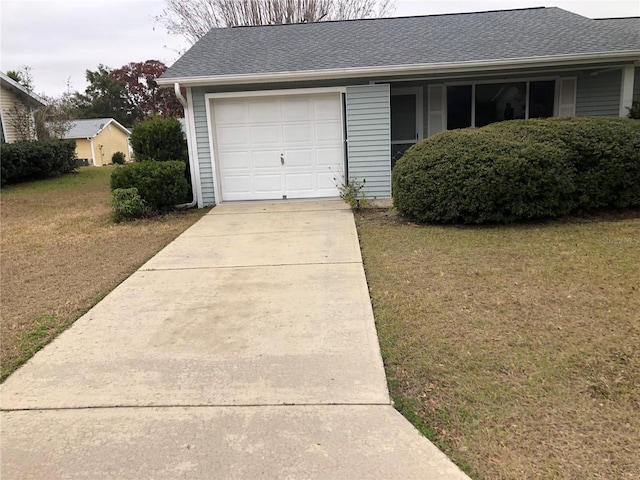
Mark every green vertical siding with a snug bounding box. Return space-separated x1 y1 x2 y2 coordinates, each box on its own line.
575 70 621 117
633 67 640 101
345 84 391 198
191 87 216 206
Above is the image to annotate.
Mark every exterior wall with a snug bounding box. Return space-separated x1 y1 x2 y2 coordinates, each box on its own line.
188 64 632 204
75 139 93 163
346 85 391 198
191 88 215 205
0 85 36 143
92 125 130 166
575 69 621 117
191 79 370 205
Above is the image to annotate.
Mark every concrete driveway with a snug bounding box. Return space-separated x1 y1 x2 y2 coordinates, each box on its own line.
1 201 469 479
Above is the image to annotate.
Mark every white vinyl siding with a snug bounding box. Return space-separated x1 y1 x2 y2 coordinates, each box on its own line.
575 69 621 117
345 84 391 198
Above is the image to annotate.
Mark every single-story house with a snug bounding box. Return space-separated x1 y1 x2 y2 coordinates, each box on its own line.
0 71 47 143
63 118 131 166
157 7 640 207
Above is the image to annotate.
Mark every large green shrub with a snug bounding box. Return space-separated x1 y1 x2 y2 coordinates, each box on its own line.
1 140 77 187
129 117 187 162
110 161 188 211
393 117 640 224
483 117 640 211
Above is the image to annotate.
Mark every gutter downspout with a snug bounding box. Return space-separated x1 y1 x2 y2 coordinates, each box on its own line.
174 82 198 209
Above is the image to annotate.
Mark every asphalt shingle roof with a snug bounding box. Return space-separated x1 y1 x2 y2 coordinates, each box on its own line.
64 118 130 139
161 7 640 81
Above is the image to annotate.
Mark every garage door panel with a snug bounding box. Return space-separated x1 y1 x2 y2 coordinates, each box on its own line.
251 125 280 144
252 150 281 169
315 122 343 142
217 125 251 147
213 92 344 201
218 151 251 171
283 149 313 168
249 99 281 122
221 175 252 194
214 101 248 124
314 96 342 120
282 123 312 143
281 98 312 121
285 173 314 193
254 174 283 194
316 147 343 167
317 172 340 192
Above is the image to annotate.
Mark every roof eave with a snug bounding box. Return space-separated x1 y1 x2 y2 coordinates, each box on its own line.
0 72 48 106
157 51 640 87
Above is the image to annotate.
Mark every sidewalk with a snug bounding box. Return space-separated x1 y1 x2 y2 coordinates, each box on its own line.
1 201 470 479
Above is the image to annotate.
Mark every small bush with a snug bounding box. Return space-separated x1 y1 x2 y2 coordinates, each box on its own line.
110 161 189 211
1 140 77 187
393 117 640 224
129 117 187 163
111 151 126 165
111 188 147 221
628 100 640 120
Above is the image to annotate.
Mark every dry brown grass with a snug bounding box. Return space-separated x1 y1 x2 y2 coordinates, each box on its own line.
1 167 209 381
356 208 640 480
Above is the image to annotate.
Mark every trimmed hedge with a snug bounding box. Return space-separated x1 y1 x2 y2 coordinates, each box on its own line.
110 161 188 211
1 140 77 187
129 117 187 163
392 117 640 224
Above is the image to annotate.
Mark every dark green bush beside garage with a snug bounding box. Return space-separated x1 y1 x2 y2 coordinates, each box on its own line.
392 117 640 224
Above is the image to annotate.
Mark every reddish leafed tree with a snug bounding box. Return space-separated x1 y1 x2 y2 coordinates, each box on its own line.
110 60 183 120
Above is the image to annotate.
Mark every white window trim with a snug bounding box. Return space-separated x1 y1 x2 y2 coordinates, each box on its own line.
207 86 346 100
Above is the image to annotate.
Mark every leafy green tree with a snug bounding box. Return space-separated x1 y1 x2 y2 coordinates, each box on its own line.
72 65 141 127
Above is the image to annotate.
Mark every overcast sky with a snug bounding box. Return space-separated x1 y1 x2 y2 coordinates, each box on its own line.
1 0 638 98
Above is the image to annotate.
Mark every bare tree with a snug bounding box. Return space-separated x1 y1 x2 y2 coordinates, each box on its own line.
157 0 395 44
35 93 74 140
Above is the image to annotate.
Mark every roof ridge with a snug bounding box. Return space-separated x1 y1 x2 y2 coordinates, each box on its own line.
229 6 551 30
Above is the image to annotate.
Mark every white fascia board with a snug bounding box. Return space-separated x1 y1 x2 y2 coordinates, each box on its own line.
157 51 640 87
0 72 48 106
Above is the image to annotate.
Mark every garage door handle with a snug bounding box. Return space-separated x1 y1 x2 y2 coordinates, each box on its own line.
280 154 284 165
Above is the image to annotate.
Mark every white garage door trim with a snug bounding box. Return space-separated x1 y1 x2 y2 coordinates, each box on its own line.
205 87 345 203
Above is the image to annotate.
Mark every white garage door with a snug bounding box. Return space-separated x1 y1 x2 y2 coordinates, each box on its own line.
212 92 344 202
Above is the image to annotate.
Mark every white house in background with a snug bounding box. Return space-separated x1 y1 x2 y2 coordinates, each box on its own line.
0 71 47 143
63 118 132 166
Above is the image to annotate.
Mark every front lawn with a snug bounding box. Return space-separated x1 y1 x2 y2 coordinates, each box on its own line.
0 167 209 381
356 209 640 479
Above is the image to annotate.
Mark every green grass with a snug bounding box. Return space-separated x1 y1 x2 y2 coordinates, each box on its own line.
356 208 640 480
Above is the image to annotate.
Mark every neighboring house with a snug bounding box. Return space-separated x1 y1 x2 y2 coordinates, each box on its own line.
0 71 47 143
63 118 131 166
157 7 640 207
